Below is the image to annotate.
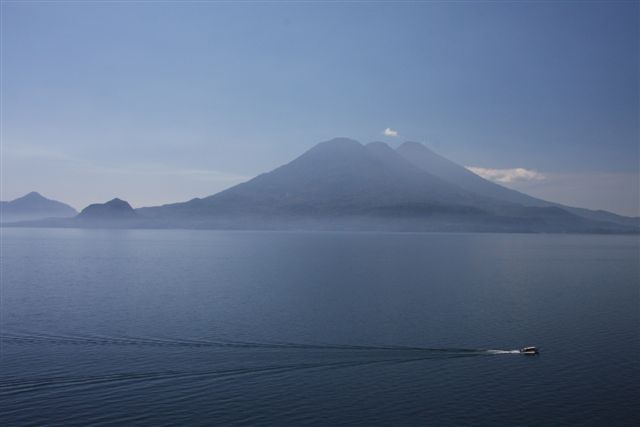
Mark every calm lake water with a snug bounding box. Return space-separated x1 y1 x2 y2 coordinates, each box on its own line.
1 228 638 426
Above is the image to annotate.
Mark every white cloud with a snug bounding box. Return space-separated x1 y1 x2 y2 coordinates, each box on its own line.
466 166 546 183
383 127 399 137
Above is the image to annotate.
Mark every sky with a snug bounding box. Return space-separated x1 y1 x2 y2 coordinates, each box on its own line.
1 1 638 216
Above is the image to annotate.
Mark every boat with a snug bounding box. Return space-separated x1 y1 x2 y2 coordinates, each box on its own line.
520 346 539 355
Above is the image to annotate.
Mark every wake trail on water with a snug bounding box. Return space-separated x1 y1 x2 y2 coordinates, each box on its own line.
2 352 511 397
1 333 524 394
0 357 427 395
1 332 520 355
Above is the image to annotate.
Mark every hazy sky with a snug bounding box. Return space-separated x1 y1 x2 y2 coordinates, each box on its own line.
2 1 638 215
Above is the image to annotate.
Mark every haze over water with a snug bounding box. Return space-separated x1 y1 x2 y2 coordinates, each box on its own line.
1 229 638 425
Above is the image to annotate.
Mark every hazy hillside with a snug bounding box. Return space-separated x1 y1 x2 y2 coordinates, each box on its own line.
77 198 138 221
137 138 637 233
396 142 639 227
0 192 77 223
5 139 636 233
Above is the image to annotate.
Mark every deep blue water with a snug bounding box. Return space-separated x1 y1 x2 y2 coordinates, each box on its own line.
1 228 638 426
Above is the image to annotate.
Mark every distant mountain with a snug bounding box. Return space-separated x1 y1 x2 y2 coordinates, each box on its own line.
0 192 77 222
395 142 638 227
138 138 486 222
396 142 545 206
77 198 138 221
138 138 637 233
3 197 142 228
6 139 636 233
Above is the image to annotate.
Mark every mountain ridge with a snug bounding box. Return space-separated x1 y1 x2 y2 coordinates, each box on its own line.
77 198 138 221
135 138 637 233
3 139 637 233
0 192 77 222
395 141 638 227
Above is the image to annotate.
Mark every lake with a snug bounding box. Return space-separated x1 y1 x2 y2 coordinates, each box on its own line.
1 228 638 425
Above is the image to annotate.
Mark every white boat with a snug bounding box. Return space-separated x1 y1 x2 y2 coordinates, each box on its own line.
520 346 539 355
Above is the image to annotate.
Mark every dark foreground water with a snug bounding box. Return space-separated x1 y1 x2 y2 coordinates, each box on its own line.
1 229 638 426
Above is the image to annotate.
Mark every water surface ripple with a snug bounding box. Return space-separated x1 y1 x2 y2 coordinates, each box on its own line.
1 229 638 426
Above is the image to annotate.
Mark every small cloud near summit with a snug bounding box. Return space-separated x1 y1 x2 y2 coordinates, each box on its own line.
383 128 399 137
466 166 546 183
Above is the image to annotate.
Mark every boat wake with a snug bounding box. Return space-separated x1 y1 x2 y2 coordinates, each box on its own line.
1 332 521 355
1 332 525 394
486 349 521 355
0 357 435 396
